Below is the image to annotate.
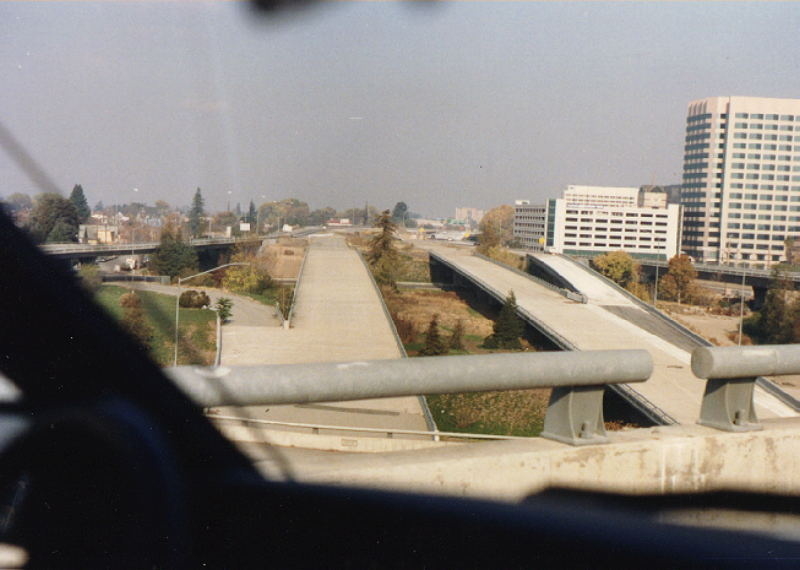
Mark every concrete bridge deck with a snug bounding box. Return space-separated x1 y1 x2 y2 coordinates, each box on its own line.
211 234 430 437
424 244 795 425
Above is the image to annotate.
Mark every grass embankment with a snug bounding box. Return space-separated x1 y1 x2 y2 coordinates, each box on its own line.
96 285 216 366
382 287 548 437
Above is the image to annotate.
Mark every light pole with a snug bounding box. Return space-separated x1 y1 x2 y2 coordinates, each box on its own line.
653 263 659 306
738 266 746 346
173 262 250 366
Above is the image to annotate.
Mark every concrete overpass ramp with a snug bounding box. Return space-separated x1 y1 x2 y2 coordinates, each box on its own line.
426 245 795 425
526 252 797 421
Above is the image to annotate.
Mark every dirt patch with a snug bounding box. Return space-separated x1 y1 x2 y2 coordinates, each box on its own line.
384 288 494 342
658 301 743 346
261 237 307 279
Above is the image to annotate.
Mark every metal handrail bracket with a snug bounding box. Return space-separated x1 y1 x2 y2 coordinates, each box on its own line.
690 345 800 432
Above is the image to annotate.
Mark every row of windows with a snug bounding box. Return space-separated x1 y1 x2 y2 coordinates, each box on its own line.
685 143 712 153
730 173 795 181
687 113 714 123
733 123 795 131
562 240 668 247
730 143 796 151
732 133 794 141
730 153 797 161
727 194 800 201
734 112 797 121
729 163 793 171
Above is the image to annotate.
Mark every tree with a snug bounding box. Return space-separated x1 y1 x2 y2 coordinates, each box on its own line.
69 184 91 223
366 210 399 288
77 264 102 294
658 254 698 304
247 200 257 226
3 192 32 214
188 187 205 237
215 297 233 323
309 206 337 226
419 314 448 356
391 202 408 225
213 211 239 233
591 251 640 288
449 319 465 351
151 223 198 279
483 291 524 350
119 291 153 353
27 193 79 243
745 269 795 344
478 205 514 251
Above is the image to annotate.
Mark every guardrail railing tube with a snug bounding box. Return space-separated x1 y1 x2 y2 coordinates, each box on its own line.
541 385 607 446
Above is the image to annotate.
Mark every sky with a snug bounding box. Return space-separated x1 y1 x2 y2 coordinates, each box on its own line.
3 1 800 217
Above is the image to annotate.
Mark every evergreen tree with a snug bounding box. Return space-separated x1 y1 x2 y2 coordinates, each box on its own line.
69 184 91 223
449 319 465 350
419 314 448 356
27 193 79 243
47 219 79 243
152 224 198 279
483 291 524 350
188 187 205 237
247 200 257 226
120 291 153 353
366 210 399 288
750 269 795 344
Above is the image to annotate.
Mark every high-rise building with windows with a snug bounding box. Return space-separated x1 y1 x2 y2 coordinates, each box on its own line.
681 96 800 267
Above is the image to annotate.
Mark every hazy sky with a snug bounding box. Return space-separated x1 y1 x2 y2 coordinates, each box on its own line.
3 1 800 217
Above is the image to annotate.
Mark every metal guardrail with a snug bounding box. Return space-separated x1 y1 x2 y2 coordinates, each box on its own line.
692 345 800 432
209 414 529 441
167 350 653 446
431 250 677 426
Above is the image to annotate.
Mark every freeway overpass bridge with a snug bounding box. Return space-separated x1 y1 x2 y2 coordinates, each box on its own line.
39 227 325 262
636 259 800 306
424 244 798 426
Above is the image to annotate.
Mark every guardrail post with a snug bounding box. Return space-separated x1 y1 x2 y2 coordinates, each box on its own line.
698 378 760 432
690 346 775 432
541 385 607 446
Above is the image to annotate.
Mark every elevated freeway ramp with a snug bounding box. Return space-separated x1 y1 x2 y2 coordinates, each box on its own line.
212 235 431 441
425 245 795 425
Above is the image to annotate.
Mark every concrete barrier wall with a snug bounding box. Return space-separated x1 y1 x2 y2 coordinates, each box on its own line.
284 418 800 502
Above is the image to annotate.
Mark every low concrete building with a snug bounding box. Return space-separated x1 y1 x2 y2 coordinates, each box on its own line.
514 186 683 260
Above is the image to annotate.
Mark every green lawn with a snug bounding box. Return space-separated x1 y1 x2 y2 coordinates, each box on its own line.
96 285 216 366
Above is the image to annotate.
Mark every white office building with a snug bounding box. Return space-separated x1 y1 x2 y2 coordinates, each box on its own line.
514 186 682 260
681 96 800 266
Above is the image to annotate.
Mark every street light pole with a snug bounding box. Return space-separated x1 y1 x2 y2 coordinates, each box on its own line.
739 267 746 346
173 262 250 366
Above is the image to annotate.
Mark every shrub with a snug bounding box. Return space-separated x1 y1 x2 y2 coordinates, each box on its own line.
179 289 210 308
215 297 233 322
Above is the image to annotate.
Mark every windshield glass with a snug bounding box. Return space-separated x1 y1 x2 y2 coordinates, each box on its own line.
3 0 800 514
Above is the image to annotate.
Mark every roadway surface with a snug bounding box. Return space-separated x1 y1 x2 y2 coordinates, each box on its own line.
189 234 429 436
422 244 795 425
